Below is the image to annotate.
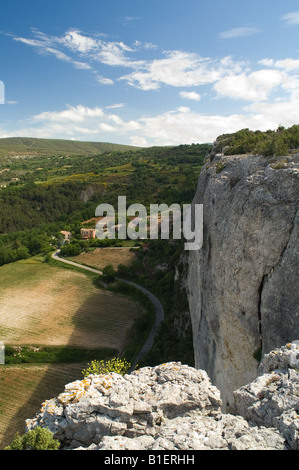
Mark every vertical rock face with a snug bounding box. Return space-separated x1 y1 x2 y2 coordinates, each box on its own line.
187 154 299 407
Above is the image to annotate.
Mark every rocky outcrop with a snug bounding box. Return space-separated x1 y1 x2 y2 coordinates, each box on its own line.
231 342 299 450
187 153 299 406
25 343 299 450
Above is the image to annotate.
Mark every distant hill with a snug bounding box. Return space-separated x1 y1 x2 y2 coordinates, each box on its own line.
0 137 139 158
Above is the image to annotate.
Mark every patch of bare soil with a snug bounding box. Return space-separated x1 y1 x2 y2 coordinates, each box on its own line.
70 247 137 270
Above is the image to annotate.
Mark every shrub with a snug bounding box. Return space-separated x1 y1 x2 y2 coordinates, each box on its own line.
102 264 116 282
5 427 60 450
215 162 225 173
271 158 288 170
253 347 262 363
82 357 131 377
59 241 83 257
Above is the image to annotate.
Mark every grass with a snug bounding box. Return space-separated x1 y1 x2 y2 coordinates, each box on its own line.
4 345 117 365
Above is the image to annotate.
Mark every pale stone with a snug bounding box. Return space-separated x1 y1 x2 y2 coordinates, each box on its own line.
25 345 299 450
187 154 299 407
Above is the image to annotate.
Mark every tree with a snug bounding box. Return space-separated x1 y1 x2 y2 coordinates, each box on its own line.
102 264 116 283
59 241 82 257
5 427 60 450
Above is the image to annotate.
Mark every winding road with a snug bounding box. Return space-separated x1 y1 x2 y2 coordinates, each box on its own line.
51 250 164 370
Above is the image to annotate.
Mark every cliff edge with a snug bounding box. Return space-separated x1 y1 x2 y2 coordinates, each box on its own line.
25 342 299 450
187 153 299 406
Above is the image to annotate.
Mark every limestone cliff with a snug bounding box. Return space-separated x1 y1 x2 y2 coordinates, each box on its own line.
187 153 299 407
25 343 299 450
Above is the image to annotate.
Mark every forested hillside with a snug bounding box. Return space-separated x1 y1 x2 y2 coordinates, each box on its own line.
0 143 209 265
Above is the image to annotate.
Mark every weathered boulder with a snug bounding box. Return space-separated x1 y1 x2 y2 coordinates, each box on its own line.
25 343 299 450
231 342 299 450
187 153 299 406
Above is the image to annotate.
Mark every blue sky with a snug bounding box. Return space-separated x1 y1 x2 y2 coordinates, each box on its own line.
0 0 299 146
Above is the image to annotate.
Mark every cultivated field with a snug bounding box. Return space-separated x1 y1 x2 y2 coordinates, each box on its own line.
0 363 84 449
69 247 138 271
0 257 141 448
0 257 140 350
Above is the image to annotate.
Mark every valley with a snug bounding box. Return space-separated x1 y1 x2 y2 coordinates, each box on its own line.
0 138 207 448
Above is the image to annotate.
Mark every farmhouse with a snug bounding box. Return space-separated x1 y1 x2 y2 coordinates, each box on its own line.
80 228 96 239
60 231 72 242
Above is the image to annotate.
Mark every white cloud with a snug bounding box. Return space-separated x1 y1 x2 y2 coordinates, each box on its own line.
3 99 299 147
8 29 255 96
258 58 274 67
13 37 42 47
134 108 256 145
134 96 299 145
247 97 299 129
94 74 114 85
13 35 93 71
105 103 125 109
273 58 299 71
25 104 141 141
281 11 299 25
62 30 98 53
92 40 142 67
214 69 285 102
122 16 142 26
219 27 261 39
33 104 105 122
11 28 149 84
130 135 149 147
120 51 246 90
256 59 299 98
179 91 201 101
260 57 299 71
45 47 92 70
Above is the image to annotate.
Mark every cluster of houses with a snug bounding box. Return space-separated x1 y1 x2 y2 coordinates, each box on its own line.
60 214 166 244
60 216 138 243
60 228 96 243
